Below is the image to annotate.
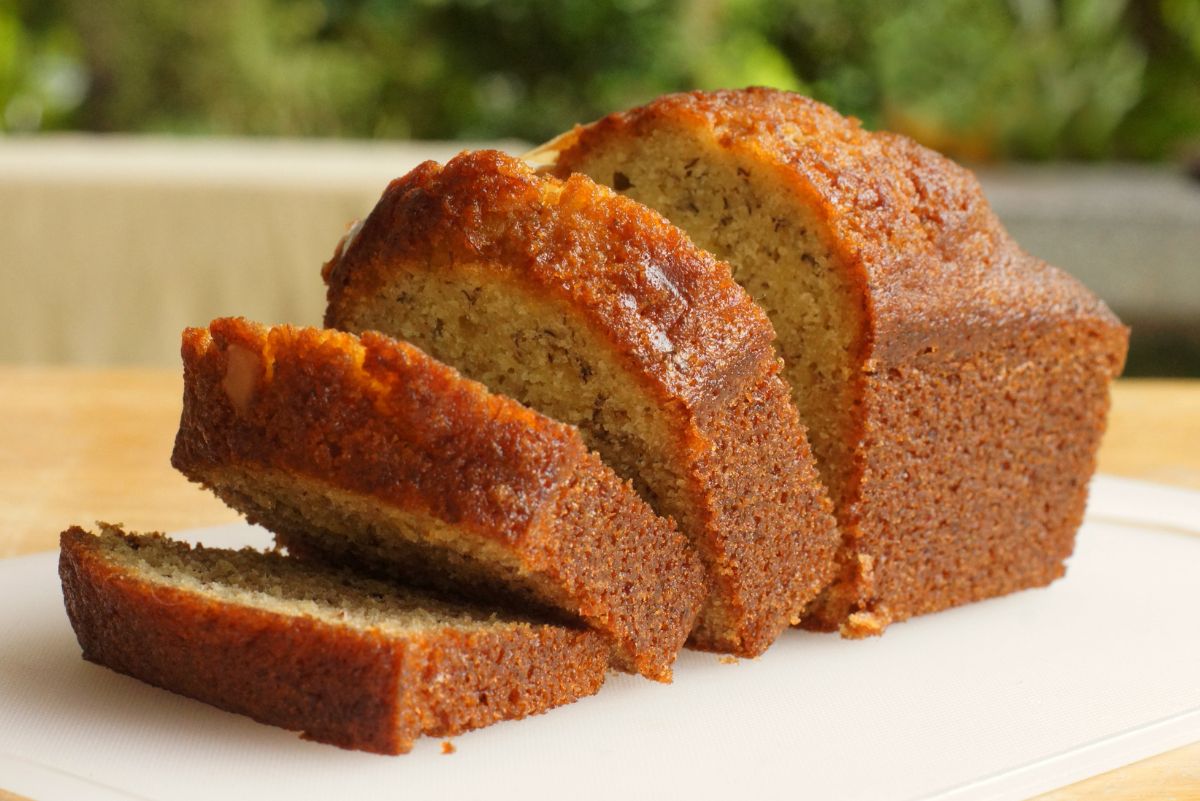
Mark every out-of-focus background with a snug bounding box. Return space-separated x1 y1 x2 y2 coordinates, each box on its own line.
2 0 1198 374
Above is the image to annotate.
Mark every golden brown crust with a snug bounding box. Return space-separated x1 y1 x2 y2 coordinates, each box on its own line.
175 318 583 542
322 152 839 655
59 525 608 754
171 318 704 680
551 88 1128 367
324 150 776 405
550 88 1130 632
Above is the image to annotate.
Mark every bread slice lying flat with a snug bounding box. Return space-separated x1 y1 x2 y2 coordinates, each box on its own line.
542 88 1129 635
59 524 608 754
171 318 705 682
322 150 839 656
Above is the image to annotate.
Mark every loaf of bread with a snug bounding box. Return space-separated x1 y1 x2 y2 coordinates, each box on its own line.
59 524 608 754
170 317 705 681
322 150 839 656
542 88 1129 635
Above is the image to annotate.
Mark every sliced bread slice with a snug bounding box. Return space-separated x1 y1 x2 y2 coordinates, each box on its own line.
170 318 705 682
322 150 839 656
59 524 608 754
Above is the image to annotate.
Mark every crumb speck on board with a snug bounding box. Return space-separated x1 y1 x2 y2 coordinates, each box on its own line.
441 740 456 755
718 655 739 665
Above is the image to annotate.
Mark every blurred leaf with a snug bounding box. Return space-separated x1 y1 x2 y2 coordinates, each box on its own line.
1 2 84 132
0 0 1196 159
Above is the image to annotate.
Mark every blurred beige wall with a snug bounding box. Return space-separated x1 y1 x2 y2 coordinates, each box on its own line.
0 136 521 366
2 137 1196 367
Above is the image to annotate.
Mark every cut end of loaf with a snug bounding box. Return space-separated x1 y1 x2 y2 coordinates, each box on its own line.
68 521 536 633
194 462 579 624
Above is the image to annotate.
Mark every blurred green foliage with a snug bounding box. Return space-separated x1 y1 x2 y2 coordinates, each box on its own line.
2 0 1199 160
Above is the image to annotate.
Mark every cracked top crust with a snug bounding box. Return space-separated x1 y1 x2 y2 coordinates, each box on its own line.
323 149 778 406
548 87 1128 370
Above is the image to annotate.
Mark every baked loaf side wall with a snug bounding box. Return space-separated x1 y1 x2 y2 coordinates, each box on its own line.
688 357 838 654
59 526 608 754
172 318 701 680
404 625 609 740
525 451 708 677
806 323 1125 634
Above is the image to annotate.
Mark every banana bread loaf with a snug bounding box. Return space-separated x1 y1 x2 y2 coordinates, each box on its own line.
322 150 839 657
543 88 1129 635
170 317 704 681
59 524 608 754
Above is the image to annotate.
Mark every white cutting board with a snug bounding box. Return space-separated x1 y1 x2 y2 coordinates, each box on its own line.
1 475 1198 801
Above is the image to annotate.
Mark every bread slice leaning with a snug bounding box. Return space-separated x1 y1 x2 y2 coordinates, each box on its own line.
322 150 839 657
59 524 608 754
542 87 1129 635
170 318 705 682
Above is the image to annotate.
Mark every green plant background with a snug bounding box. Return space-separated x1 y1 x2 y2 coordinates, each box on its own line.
3 0 1199 161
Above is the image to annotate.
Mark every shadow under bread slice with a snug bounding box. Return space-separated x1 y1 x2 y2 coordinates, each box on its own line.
59 524 607 755
170 317 704 683
322 150 839 657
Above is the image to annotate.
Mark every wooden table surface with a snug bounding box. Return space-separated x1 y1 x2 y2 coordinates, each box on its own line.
2 367 1198 801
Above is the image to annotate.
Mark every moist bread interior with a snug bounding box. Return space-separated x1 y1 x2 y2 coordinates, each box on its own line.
90 523 525 635
190 465 578 623
338 271 703 548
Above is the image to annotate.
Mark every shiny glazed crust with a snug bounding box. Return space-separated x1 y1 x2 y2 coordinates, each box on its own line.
549 88 1129 633
171 318 705 681
59 526 608 754
323 151 840 655
324 150 776 407
548 89 1127 362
